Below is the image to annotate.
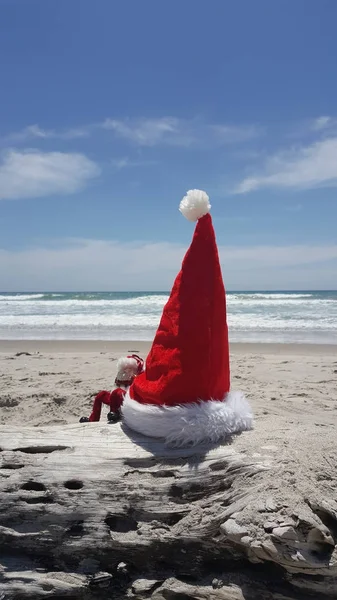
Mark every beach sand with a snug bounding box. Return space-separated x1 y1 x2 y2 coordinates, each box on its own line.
1 340 336 436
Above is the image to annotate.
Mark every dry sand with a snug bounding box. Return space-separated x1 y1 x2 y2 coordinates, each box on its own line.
1 340 336 435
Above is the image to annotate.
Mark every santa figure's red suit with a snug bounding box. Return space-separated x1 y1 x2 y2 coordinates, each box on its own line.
80 355 144 423
121 189 253 447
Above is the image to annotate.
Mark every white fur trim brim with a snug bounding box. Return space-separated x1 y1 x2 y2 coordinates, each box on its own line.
121 391 253 447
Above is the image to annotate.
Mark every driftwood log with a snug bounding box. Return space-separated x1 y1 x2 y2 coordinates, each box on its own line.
0 422 337 600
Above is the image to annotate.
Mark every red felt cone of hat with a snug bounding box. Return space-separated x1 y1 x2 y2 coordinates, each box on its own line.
122 190 253 446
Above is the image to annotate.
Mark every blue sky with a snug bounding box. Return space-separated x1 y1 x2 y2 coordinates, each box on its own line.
0 0 337 291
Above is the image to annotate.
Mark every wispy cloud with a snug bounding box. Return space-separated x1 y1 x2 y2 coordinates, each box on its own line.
310 115 337 132
0 239 336 291
0 150 100 201
211 124 261 144
3 117 261 149
235 137 337 194
103 117 182 146
22 125 49 139
284 203 302 212
288 115 337 140
103 117 260 147
4 124 91 144
111 157 158 170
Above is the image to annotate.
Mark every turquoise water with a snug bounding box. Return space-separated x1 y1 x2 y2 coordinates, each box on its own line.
0 291 336 344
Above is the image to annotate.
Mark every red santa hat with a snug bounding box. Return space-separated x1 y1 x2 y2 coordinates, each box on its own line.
121 190 253 446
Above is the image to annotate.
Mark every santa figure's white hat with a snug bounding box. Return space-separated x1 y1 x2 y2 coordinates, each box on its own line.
115 354 144 384
122 190 253 446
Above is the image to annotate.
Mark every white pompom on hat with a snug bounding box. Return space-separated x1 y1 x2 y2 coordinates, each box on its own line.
179 189 211 222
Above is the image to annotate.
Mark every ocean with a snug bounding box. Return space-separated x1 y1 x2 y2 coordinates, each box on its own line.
0 291 336 344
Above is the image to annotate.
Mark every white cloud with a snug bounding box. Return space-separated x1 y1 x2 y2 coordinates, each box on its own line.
103 117 260 147
0 150 100 201
211 124 261 144
0 239 336 291
235 137 337 193
311 116 337 133
4 124 91 144
287 115 337 140
312 116 332 131
24 125 49 139
111 157 158 170
103 117 181 146
284 203 302 212
3 117 260 149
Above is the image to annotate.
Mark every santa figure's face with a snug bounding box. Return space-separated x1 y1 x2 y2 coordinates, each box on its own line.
115 374 135 388
114 354 144 389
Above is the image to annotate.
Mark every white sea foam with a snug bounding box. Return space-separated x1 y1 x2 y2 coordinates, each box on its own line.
0 313 159 328
233 293 313 299
1 312 335 331
227 294 327 307
0 291 336 343
0 294 45 301
0 295 167 310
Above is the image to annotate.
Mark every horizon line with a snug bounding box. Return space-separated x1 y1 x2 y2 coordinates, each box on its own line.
1 289 337 294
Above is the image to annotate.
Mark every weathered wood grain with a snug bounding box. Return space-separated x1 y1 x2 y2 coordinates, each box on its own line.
1 423 336 599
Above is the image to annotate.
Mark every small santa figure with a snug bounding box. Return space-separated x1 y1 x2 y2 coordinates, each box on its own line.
79 354 144 424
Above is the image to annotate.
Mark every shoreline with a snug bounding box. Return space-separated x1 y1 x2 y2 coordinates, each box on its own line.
0 339 336 355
